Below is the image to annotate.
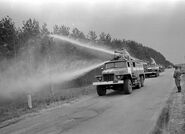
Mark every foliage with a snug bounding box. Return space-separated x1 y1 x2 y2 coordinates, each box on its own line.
53 25 70 36
41 23 50 35
0 16 18 58
98 32 112 44
87 30 97 41
71 27 86 40
0 16 173 67
22 18 40 39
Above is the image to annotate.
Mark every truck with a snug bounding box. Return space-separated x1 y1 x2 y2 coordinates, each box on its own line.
144 58 160 77
93 50 145 96
144 64 160 77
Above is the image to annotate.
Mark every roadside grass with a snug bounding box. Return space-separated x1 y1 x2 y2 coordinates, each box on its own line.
151 75 185 134
0 84 96 124
0 82 97 123
168 76 185 134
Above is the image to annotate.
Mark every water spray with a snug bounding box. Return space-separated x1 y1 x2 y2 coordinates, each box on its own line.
50 34 115 56
0 33 114 107
1 61 106 94
51 61 107 84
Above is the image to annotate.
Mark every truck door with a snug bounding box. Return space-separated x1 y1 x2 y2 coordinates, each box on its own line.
127 62 131 74
132 62 139 78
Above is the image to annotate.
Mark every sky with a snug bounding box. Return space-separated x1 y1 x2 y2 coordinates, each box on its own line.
0 0 185 64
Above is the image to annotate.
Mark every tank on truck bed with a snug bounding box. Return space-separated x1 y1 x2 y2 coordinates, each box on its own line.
93 50 145 96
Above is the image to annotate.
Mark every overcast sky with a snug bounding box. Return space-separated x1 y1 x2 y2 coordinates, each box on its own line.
0 0 185 64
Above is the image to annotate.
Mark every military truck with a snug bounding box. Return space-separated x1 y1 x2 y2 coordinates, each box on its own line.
93 50 145 96
144 64 160 77
144 58 160 77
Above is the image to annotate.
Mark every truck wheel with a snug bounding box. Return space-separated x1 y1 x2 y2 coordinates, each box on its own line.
157 72 159 76
140 76 144 87
124 79 132 94
97 86 106 96
136 77 141 89
155 73 159 77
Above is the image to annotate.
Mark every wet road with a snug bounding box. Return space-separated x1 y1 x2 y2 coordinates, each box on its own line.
1 69 175 134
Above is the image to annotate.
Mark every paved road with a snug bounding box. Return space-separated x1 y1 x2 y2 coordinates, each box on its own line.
1 69 175 134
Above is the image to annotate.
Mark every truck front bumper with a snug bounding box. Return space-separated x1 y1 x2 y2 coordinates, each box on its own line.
145 72 157 75
93 80 124 86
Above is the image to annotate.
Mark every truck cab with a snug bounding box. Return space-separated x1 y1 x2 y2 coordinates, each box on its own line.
93 57 145 96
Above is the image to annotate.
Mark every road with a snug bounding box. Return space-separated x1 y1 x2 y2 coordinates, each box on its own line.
1 69 175 134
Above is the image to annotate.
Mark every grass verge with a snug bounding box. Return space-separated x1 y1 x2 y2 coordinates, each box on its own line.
0 85 96 127
151 76 185 134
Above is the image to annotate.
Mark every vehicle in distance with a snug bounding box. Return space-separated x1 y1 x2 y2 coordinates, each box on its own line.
144 58 160 77
144 64 160 77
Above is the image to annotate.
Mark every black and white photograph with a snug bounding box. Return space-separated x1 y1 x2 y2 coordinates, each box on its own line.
0 0 185 134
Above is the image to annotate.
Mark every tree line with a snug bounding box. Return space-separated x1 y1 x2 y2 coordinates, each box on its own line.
0 16 172 67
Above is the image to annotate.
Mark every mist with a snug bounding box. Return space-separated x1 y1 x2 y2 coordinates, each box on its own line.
0 35 113 99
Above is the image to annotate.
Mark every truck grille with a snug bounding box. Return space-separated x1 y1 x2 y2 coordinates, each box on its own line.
103 74 114 81
147 69 152 72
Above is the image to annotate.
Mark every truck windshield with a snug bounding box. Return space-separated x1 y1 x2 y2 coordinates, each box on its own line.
105 62 127 69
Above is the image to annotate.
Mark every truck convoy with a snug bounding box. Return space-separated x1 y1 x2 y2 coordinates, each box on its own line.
93 49 145 96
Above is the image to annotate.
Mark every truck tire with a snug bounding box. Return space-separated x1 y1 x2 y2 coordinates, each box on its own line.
124 79 132 94
140 76 144 87
155 73 159 77
97 86 106 96
157 72 159 77
136 77 141 89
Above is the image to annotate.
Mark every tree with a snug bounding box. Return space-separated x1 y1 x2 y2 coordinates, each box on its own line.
111 38 123 49
105 33 111 43
58 25 70 36
99 32 106 42
53 25 59 35
53 25 70 36
41 23 50 35
0 16 18 57
40 35 54 55
71 27 86 40
98 32 112 44
87 30 97 41
22 18 40 40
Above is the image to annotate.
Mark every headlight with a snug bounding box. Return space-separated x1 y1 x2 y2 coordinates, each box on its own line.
96 76 102 81
116 75 123 80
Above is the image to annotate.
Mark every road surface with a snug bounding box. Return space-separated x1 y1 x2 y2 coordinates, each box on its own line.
1 69 175 134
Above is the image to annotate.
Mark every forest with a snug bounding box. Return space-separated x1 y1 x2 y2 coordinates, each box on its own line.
0 16 172 67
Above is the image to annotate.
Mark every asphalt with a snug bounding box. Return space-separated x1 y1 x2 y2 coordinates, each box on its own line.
0 69 175 134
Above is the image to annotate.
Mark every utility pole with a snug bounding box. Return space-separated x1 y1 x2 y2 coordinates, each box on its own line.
48 38 55 102
27 46 33 109
49 54 54 99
